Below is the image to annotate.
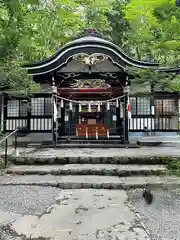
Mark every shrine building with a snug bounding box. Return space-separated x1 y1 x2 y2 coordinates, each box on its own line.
3 29 180 146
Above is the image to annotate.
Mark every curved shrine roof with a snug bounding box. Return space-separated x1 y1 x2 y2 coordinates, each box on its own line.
23 28 180 76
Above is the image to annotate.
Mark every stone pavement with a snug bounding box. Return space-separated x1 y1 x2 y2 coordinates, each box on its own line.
9 146 180 158
11 189 150 240
1 146 180 158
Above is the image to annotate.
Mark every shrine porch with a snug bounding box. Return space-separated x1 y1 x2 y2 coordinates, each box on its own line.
10 133 139 148
5 132 179 148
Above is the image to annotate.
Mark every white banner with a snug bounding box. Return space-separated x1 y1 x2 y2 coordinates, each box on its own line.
53 100 58 122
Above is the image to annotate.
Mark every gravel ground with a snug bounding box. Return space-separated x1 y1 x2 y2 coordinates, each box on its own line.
0 230 22 240
127 187 180 240
0 185 180 239
0 185 61 240
0 185 61 216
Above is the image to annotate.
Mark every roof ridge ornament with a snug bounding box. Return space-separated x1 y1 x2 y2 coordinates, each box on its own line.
72 53 108 66
75 28 103 39
70 79 111 89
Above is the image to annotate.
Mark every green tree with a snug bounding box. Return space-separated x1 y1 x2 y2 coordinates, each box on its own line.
118 0 180 91
124 0 180 64
0 0 114 93
1 0 180 95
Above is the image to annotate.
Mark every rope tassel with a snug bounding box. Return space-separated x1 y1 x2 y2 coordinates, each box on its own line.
97 102 101 112
127 96 131 119
88 103 91 112
60 99 64 108
107 102 110 111
69 101 72 111
79 103 82 112
116 99 119 108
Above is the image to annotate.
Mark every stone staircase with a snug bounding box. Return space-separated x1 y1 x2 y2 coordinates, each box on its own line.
2 147 180 189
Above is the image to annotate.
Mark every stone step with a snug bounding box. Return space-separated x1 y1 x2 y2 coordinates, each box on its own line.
0 174 179 189
26 143 139 148
6 164 167 176
9 155 171 165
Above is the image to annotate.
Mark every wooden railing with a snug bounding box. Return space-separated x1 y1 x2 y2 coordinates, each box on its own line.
0 128 19 167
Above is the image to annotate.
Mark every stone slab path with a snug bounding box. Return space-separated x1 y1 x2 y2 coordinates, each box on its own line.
1 186 180 240
11 189 150 240
2 146 180 158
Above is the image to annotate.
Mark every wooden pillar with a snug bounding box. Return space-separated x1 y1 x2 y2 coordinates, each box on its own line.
3 95 7 132
68 102 72 140
52 77 57 146
27 97 31 132
0 94 4 133
124 94 129 143
69 111 72 139
106 102 111 138
116 104 120 137
60 105 65 136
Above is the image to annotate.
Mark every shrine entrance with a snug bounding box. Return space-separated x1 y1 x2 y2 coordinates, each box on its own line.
56 97 125 141
23 28 162 146
55 76 127 142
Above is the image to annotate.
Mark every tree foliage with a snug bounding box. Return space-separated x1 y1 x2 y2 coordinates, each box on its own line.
124 0 180 64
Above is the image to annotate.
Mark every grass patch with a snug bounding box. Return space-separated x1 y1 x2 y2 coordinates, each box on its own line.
166 158 180 176
0 157 5 169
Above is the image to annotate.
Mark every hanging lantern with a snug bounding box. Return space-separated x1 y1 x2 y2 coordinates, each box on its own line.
116 99 119 108
97 102 101 112
52 85 57 94
69 101 73 111
60 99 64 108
79 103 82 112
88 102 91 112
107 102 110 111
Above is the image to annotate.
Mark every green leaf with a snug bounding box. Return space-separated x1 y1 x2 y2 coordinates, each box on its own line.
26 0 39 4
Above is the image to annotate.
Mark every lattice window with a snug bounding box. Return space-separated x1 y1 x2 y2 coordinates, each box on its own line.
155 99 175 115
19 100 28 117
31 98 44 116
7 100 29 117
137 97 151 115
44 97 52 115
129 97 151 116
7 100 19 117
31 97 52 116
130 97 137 115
